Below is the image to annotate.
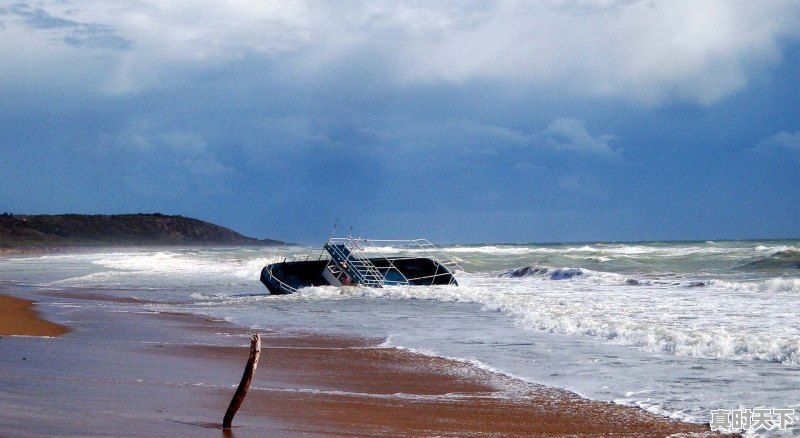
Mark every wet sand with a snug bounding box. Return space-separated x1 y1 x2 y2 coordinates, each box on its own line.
0 294 70 336
0 289 731 437
189 340 721 437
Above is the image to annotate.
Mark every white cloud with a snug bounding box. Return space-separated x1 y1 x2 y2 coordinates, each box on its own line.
757 130 800 151
558 173 605 197
349 118 621 159
463 123 530 145
544 118 620 157
315 0 800 105
2 0 799 104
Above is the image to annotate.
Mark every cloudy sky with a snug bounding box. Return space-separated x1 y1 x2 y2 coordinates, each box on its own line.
2 1 799 243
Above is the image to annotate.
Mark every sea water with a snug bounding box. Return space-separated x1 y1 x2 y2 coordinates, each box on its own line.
2 241 799 436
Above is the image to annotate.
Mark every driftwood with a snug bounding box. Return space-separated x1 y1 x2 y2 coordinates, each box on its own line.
223 334 261 429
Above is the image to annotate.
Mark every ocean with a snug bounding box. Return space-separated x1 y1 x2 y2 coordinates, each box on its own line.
2 240 799 436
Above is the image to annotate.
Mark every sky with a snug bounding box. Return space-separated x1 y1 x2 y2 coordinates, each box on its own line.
1 1 800 244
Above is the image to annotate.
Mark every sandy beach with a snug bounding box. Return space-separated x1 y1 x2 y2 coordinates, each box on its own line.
0 294 70 337
0 286 731 437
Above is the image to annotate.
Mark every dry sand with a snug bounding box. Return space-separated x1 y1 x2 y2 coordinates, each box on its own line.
0 289 733 437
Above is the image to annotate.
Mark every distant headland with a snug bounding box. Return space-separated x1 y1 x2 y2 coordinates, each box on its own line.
0 213 283 249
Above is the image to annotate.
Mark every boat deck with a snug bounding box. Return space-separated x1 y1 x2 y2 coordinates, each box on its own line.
260 237 461 294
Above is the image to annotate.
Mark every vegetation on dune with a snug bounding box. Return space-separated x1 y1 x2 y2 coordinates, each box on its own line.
0 213 282 248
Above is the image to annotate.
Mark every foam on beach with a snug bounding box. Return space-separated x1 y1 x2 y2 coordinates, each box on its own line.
2 241 798 434
0 289 715 437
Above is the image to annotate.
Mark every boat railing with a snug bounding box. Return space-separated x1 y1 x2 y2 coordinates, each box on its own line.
324 240 388 287
326 237 462 285
264 263 300 293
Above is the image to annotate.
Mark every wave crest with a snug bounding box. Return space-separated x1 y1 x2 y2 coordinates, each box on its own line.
495 266 584 280
737 249 800 270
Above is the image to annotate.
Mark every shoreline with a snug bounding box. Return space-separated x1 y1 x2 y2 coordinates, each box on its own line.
0 294 70 337
0 288 730 437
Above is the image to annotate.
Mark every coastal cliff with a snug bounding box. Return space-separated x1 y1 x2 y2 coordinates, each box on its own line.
0 213 283 248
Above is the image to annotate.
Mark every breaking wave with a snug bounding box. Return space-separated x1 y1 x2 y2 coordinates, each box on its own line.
293 271 800 365
494 266 584 280
708 277 800 294
736 249 800 270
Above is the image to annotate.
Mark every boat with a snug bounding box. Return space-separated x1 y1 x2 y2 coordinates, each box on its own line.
260 236 461 294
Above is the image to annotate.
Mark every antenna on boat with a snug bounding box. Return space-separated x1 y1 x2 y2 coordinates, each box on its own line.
319 218 340 260
329 218 339 239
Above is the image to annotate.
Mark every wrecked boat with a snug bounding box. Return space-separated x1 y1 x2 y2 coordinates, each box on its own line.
260 236 460 295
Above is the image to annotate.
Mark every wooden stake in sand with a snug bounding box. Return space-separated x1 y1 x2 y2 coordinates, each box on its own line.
223 334 261 429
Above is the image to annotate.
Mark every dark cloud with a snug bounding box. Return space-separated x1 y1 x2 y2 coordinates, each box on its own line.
2 2 800 242
1 3 131 50
64 26 132 50
2 3 78 29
